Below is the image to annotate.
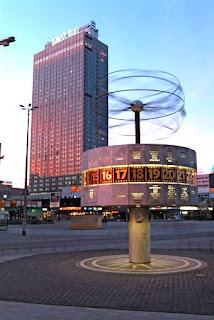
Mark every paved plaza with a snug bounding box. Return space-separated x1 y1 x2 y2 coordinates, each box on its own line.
0 220 214 319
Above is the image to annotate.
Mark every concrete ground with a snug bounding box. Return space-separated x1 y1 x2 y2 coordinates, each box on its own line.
1 301 214 320
0 220 214 319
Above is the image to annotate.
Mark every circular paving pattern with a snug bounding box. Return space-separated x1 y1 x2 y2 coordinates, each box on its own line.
77 254 207 274
0 250 213 315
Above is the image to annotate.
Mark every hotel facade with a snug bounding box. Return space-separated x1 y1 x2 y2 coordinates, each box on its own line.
29 21 108 194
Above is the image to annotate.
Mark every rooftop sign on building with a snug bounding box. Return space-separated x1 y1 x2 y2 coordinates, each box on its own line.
52 27 80 46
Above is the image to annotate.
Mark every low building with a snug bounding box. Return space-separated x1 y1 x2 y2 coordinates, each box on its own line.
197 173 214 204
0 181 23 199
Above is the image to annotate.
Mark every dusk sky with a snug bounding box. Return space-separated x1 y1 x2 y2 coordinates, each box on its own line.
0 0 214 188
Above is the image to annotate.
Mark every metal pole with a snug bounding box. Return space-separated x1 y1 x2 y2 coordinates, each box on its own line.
131 100 143 145
135 111 140 144
22 109 30 236
20 103 38 236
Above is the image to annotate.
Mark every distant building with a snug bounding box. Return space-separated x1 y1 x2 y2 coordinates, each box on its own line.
0 181 23 199
197 173 214 203
30 21 108 194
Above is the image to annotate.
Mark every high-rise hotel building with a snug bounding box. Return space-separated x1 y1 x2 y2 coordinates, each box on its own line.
30 21 108 194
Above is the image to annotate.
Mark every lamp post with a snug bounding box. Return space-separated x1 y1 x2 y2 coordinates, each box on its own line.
20 103 38 236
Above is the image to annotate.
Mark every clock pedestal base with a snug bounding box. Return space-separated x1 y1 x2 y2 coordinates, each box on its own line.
129 207 151 263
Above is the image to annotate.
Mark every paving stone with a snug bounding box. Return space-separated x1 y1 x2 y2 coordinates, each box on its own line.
0 221 214 319
0 249 213 316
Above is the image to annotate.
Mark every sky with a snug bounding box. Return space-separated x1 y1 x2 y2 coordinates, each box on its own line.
0 0 214 188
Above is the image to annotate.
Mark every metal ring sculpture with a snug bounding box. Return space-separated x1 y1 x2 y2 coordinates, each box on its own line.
94 69 186 142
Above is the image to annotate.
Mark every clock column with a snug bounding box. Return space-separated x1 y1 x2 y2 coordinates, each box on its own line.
129 207 151 263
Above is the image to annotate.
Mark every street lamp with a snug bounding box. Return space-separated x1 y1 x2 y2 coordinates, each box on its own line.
20 103 38 236
0 36 15 47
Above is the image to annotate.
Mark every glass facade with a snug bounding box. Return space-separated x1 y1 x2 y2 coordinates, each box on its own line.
29 22 108 194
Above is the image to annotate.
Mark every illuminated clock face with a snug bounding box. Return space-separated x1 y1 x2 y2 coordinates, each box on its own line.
135 212 144 222
84 165 197 186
